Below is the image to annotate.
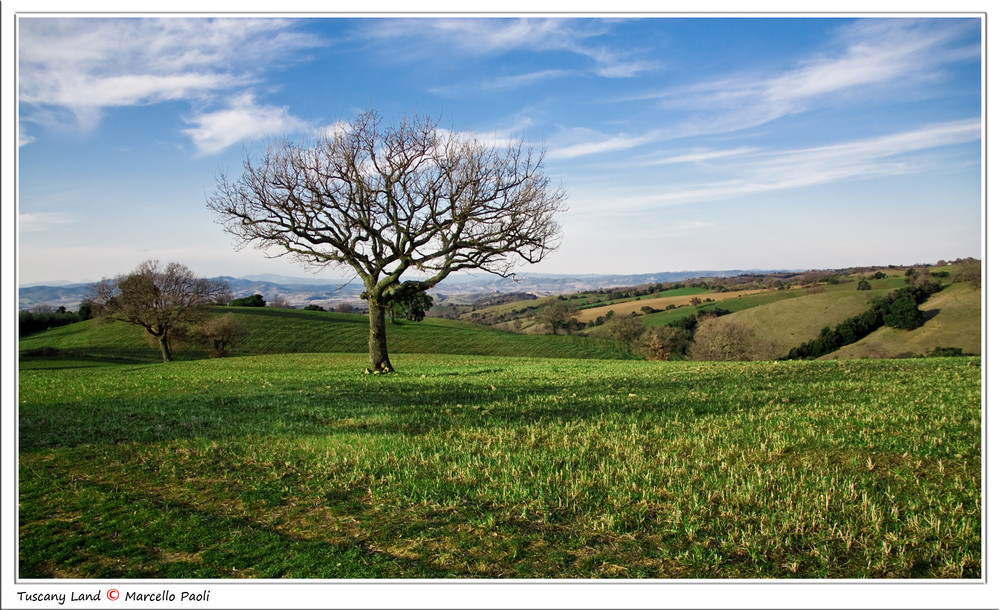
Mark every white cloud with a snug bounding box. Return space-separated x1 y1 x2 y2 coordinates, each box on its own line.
18 124 35 147
546 19 979 163
642 147 757 166
18 17 321 135
436 69 576 95
488 70 575 90
19 212 75 232
183 92 310 156
763 19 977 104
556 118 979 221
364 18 656 81
629 18 980 138
317 120 353 141
549 128 663 160
650 119 981 206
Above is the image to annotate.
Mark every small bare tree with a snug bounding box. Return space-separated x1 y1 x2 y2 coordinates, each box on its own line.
91 260 231 362
605 315 645 346
689 316 777 361
208 109 565 372
192 312 248 358
536 299 574 335
640 326 688 361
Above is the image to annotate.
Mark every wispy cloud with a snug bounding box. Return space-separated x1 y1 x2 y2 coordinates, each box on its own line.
549 128 664 160
641 147 758 166
649 119 981 206
560 118 979 220
544 19 979 162
636 18 980 137
183 92 310 156
19 212 75 232
18 17 321 139
363 18 657 81
432 69 576 97
18 124 35 147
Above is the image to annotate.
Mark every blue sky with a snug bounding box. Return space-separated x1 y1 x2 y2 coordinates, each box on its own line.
15 14 983 285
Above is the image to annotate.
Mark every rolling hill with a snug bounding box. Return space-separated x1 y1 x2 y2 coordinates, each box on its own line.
825 282 982 359
19 262 981 365
18 307 634 368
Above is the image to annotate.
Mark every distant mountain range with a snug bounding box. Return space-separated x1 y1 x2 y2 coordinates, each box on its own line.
18 269 791 312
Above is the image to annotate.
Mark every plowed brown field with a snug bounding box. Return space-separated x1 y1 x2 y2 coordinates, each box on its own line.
575 289 768 323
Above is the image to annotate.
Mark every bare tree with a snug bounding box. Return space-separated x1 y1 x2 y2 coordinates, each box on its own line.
536 299 574 335
689 316 778 361
268 295 294 309
191 312 248 358
208 109 565 372
640 326 688 361
605 315 645 346
91 260 231 362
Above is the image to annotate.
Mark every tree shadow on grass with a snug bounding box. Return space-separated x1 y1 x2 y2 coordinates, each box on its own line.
19 475 448 579
18 362 828 451
19 346 213 370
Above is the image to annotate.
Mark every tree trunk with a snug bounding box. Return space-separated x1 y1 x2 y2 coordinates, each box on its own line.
367 298 394 373
157 333 173 362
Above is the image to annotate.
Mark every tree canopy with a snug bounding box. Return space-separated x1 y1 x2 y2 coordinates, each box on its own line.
91 260 231 362
208 109 565 372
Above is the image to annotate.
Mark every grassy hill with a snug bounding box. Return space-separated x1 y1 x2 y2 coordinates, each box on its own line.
19 264 982 366
826 283 982 359
569 270 978 360
717 278 906 359
19 306 633 368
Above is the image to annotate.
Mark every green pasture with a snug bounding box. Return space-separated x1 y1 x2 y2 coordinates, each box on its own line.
19 353 981 579
18 307 632 368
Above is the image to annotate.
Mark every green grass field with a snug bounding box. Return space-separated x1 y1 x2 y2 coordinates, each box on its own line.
18 307 633 368
19 352 981 579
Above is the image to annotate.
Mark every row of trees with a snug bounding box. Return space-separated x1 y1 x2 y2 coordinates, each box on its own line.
786 285 938 360
18 306 91 337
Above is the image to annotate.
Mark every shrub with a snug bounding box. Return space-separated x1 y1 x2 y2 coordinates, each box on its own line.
190 313 248 358
929 347 968 357
230 294 266 307
884 292 923 330
78 300 95 320
639 326 689 361
954 260 981 288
